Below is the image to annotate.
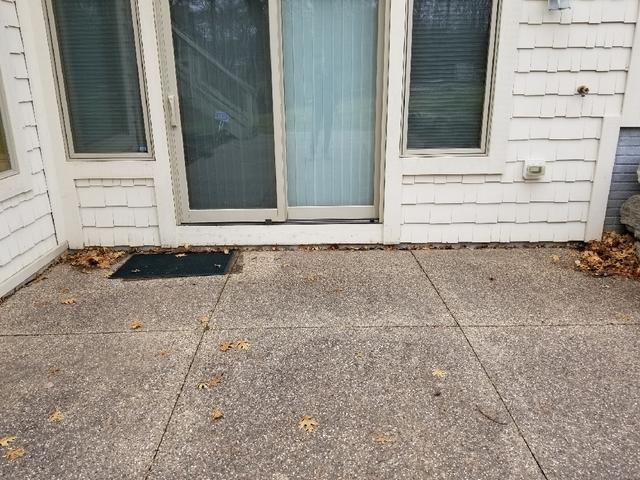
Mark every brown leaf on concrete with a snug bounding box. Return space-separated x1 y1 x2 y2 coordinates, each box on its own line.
616 312 633 323
0 436 16 447
219 340 250 352
61 298 77 305
49 409 64 423
373 434 396 445
196 374 224 391
198 315 210 330
432 368 447 379
4 447 26 461
298 415 319 433
551 255 561 263
66 248 126 270
130 320 144 330
211 408 224 421
575 232 640 279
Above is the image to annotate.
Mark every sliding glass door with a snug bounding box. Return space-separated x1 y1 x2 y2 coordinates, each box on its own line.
282 0 380 219
159 0 382 223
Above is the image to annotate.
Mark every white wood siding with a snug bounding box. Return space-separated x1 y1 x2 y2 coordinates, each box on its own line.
400 0 638 244
75 178 159 247
0 0 58 285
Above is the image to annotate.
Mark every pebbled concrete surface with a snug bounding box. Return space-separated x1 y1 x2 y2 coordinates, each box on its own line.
148 327 543 480
215 250 454 328
0 248 639 479
465 325 640 480
413 248 640 326
0 262 225 335
0 331 199 480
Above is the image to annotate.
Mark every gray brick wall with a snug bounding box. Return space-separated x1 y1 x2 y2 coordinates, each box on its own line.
605 128 640 232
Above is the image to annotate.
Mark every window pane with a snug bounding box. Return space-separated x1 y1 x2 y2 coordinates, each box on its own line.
282 0 378 207
51 0 147 154
407 0 493 150
0 111 10 173
170 0 277 210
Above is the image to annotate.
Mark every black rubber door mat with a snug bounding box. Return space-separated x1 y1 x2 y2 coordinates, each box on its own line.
111 252 234 279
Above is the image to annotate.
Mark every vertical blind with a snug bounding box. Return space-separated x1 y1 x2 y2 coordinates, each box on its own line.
406 0 494 150
170 0 277 210
51 0 147 154
282 0 378 208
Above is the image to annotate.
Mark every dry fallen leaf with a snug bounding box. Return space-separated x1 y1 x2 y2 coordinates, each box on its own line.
575 232 640 279
196 374 224 390
298 415 319 433
551 255 561 263
49 409 64 423
48 367 61 377
66 247 126 270
219 340 250 352
4 447 26 461
616 313 633 323
432 368 447 379
0 436 16 447
211 408 224 421
198 315 210 330
157 350 172 358
130 320 144 330
223 248 230 255
374 434 396 445
61 298 77 305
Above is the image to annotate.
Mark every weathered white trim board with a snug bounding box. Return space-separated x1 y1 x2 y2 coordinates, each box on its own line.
176 224 384 247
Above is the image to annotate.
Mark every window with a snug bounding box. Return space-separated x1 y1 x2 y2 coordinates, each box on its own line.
404 0 498 153
0 106 10 174
48 0 149 157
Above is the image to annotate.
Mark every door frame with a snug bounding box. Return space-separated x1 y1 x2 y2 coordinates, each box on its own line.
154 0 287 223
154 0 387 224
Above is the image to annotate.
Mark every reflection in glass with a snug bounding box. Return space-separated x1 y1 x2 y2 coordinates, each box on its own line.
407 0 494 150
0 110 10 173
170 0 277 210
282 0 378 207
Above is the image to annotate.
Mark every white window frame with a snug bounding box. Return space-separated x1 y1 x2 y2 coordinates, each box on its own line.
399 0 519 175
0 22 33 202
44 0 153 161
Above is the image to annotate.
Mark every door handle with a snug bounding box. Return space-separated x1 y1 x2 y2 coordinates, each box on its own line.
168 95 179 127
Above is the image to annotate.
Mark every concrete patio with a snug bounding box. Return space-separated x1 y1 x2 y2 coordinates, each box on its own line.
0 247 638 479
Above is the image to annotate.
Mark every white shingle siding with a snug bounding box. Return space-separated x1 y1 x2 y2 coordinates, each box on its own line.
75 179 160 247
400 0 638 244
0 0 57 280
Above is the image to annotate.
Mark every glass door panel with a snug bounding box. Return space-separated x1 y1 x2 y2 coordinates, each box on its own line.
281 0 379 217
169 0 278 212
